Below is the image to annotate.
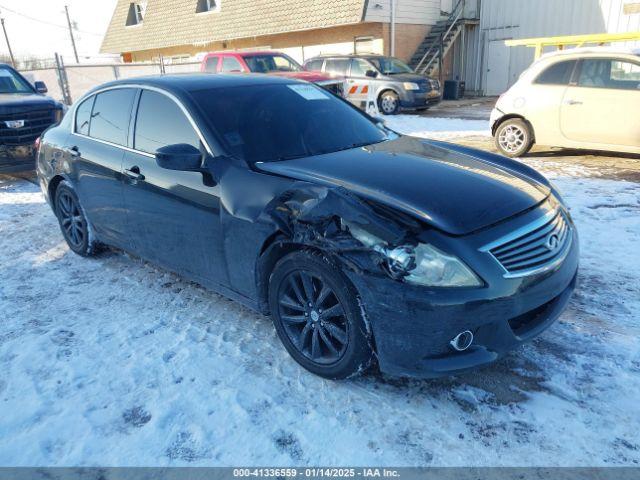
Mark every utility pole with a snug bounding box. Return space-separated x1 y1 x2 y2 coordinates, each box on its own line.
64 5 79 63
0 12 16 68
389 0 396 57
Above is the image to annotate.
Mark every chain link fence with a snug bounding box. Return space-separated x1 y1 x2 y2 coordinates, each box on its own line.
19 58 201 105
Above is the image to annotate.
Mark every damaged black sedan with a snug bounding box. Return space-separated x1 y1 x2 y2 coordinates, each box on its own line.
36 75 579 379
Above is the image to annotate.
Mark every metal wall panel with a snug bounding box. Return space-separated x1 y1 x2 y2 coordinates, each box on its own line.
469 0 640 94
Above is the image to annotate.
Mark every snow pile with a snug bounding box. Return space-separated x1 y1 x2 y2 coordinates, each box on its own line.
384 115 491 139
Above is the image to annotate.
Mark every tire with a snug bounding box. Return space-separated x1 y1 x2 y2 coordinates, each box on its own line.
54 180 100 257
268 250 374 379
378 91 400 115
494 118 534 158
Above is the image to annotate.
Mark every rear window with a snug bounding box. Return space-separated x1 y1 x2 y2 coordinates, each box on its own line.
535 60 577 85
324 59 350 76
89 88 136 146
191 83 389 163
304 59 324 72
204 56 219 73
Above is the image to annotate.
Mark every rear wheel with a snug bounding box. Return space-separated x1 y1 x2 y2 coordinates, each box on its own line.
54 181 99 256
269 250 373 379
378 91 400 115
495 118 534 158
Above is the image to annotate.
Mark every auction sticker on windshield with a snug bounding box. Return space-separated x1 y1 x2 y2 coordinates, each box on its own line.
287 84 330 100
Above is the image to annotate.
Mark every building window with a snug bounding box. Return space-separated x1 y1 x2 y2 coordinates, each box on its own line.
126 1 146 26
196 0 219 13
354 36 374 54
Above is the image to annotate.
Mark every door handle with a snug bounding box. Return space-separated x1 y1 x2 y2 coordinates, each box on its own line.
124 166 145 182
565 99 583 105
65 146 81 157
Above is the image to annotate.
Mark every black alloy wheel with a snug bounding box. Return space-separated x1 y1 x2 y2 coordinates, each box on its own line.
278 269 349 364
269 250 374 379
54 181 98 256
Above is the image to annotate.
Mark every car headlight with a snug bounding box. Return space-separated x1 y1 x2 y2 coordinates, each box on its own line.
403 82 420 91
402 243 481 287
343 221 481 288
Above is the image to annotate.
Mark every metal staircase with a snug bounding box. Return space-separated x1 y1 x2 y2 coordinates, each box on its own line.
409 0 470 77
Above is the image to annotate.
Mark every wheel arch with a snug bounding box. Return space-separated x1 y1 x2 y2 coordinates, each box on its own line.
492 114 536 142
48 174 69 206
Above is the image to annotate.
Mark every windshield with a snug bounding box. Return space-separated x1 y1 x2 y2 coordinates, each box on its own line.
0 67 34 94
244 54 302 73
369 57 414 75
192 83 390 163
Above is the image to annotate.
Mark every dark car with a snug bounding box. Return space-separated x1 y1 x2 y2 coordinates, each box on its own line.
0 64 65 173
304 54 441 115
37 74 578 380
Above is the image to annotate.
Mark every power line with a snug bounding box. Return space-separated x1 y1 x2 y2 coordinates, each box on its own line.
0 3 102 36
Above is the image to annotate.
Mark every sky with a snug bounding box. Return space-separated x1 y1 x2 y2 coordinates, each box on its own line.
0 0 118 61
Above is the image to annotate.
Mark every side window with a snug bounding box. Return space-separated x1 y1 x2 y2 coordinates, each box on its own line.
610 60 640 89
75 96 95 136
578 59 640 90
204 56 219 73
134 90 200 154
221 56 243 73
324 58 350 76
89 88 136 146
305 59 324 72
535 60 576 85
350 58 372 77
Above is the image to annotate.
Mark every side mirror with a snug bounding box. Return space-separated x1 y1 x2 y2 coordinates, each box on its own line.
365 70 378 78
34 81 48 94
155 144 203 171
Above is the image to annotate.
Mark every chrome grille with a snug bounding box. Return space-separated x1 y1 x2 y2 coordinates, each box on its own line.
0 109 55 146
484 209 572 277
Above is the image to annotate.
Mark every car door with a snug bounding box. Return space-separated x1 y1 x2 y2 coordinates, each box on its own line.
324 58 352 103
68 87 137 249
346 58 375 109
121 88 226 285
522 59 576 145
561 58 640 147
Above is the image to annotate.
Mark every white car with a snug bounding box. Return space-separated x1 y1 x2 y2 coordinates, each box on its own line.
490 48 640 157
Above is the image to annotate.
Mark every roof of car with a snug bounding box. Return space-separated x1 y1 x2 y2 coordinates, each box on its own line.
87 73 295 94
204 50 289 57
305 54 388 61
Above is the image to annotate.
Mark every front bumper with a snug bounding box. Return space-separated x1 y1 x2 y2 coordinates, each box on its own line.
345 204 579 378
490 107 505 132
399 89 442 110
0 143 37 173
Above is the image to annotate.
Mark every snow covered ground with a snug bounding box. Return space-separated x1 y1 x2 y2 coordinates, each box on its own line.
0 115 639 466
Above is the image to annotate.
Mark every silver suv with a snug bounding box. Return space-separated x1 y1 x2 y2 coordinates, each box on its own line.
304 54 441 115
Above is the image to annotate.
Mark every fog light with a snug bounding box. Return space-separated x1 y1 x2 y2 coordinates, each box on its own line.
450 330 473 352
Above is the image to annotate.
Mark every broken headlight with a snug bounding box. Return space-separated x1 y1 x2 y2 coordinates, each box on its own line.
343 220 481 288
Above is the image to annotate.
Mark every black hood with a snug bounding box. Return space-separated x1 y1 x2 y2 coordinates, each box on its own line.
256 136 550 236
0 93 58 114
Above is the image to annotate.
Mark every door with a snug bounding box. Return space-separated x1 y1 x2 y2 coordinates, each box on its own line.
324 58 352 104
561 58 640 147
485 40 511 96
69 88 137 249
346 58 375 109
122 89 226 284
523 59 576 145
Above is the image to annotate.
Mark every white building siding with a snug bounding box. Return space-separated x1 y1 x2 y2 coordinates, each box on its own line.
364 0 443 25
473 0 640 95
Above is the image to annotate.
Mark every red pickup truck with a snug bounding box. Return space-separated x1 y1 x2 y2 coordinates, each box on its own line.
200 51 344 97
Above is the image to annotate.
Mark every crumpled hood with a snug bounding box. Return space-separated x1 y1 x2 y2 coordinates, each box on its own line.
256 136 550 236
0 93 58 113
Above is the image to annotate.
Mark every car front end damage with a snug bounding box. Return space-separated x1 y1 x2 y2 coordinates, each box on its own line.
259 182 579 379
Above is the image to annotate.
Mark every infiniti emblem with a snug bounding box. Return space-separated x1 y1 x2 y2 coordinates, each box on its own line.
545 233 560 251
5 120 25 129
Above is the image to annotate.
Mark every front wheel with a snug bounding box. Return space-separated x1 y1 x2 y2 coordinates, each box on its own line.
268 250 374 379
378 91 400 115
494 118 534 158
